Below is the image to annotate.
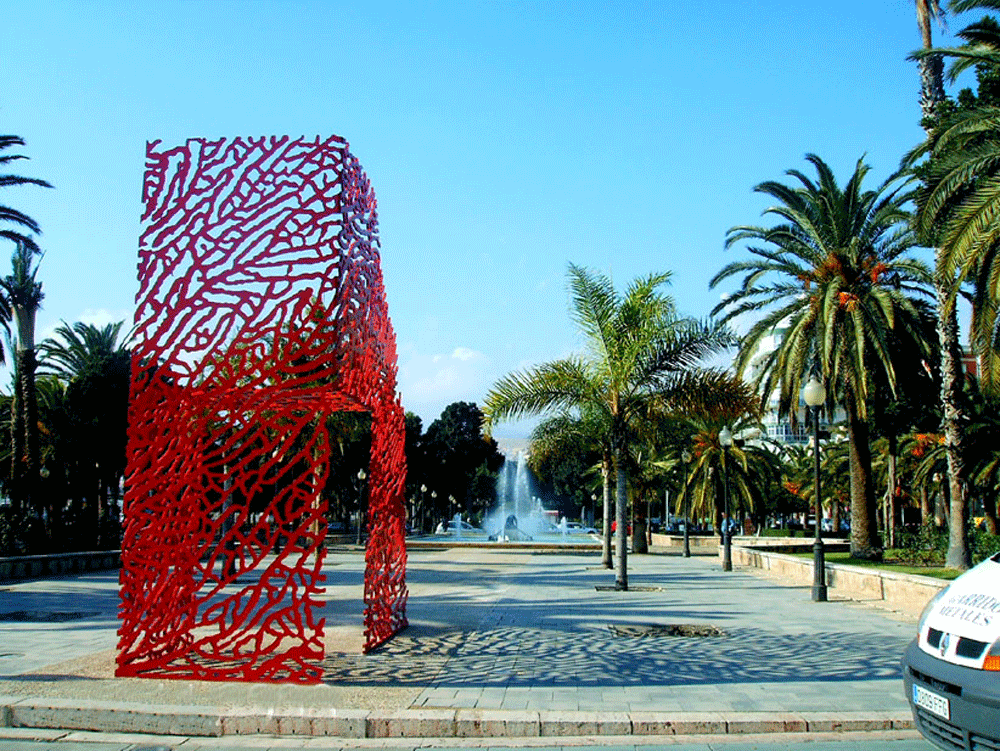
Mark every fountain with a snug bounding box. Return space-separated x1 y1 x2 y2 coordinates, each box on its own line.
485 451 558 541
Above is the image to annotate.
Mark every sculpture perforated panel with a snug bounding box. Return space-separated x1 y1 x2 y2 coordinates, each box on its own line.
117 135 408 683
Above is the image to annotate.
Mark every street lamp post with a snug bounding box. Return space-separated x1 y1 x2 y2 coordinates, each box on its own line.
681 449 692 558
719 426 733 572
355 467 367 546
419 484 427 534
591 493 597 528
803 376 827 602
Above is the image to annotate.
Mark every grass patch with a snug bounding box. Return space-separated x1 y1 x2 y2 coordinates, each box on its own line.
788 550 963 581
757 527 849 540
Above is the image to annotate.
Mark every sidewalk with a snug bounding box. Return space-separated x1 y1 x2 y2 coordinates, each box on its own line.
0 544 921 739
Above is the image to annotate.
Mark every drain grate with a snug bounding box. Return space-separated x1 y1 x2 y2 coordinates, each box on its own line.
0 610 98 622
609 623 727 638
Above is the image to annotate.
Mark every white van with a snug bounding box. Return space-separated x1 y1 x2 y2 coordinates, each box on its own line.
903 553 1000 749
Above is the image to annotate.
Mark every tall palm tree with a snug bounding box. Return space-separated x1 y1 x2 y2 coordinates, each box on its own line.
484 264 736 589
0 136 49 519
908 0 1000 567
712 154 934 560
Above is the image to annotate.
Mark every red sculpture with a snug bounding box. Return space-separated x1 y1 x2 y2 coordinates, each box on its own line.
117 135 408 683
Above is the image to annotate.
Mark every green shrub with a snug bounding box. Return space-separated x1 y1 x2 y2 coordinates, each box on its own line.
889 527 1000 568
0 507 17 555
892 526 948 566
971 529 1000 565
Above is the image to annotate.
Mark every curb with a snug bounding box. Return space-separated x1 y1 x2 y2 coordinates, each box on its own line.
0 699 915 739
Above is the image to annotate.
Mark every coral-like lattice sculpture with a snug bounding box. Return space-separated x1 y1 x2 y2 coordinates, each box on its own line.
117 135 408 683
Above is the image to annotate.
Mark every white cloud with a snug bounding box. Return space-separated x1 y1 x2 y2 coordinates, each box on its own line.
37 307 132 346
451 346 482 362
77 307 131 327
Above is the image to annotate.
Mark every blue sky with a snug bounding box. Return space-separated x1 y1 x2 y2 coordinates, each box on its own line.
0 1 974 451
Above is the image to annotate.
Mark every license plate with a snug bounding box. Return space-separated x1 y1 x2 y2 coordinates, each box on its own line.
914 684 951 720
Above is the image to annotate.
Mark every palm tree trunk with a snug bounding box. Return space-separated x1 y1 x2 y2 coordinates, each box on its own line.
601 453 612 568
11 300 40 528
14 302 39 530
918 53 946 124
887 433 899 549
613 442 628 591
845 392 881 560
914 4 973 570
9 367 22 515
633 507 648 555
939 295 972 569
19 349 38 503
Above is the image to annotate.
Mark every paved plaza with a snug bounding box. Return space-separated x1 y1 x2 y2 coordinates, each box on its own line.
0 544 923 738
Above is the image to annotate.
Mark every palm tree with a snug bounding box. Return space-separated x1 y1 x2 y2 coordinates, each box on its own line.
39 320 130 381
908 0 1000 567
0 135 51 253
813 429 852 533
0 137 49 519
913 109 1000 385
675 416 781 534
915 0 972 569
867 306 940 546
39 321 131 546
661 376 765 528
484 264 736 589
712 154 934 560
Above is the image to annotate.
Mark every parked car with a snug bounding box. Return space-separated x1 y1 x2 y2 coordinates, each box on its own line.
903 553 1000 748
564 522 598 534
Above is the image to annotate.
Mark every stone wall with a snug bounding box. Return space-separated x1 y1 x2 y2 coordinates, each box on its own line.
0 551 120 582
727 541 946 616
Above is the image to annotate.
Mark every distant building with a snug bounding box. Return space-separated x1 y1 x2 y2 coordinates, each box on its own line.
746 320 831 446
961 349 979 379
747 322 978 445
